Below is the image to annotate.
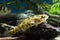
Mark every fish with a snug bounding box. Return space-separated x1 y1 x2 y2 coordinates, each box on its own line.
4 14 49 36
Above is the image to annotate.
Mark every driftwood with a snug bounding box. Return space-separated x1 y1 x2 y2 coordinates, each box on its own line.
12 23 60 40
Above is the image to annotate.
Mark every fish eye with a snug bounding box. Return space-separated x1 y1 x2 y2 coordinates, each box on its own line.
41 16 45 18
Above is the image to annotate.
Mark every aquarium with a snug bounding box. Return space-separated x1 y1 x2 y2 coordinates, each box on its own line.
0 0 60 40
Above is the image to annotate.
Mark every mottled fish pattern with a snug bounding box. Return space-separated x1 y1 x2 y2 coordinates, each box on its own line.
4 14 49 36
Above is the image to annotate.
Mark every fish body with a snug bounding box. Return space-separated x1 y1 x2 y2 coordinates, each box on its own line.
4 14 49 36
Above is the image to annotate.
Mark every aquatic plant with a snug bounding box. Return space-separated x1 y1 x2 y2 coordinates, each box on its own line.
40 2 51 11
44 11 60 27
49 3 60 15
49 0 60 15
0 0 45 14
0 7 11 16
52 0 60 3
46 0 60 27
0 0 11 15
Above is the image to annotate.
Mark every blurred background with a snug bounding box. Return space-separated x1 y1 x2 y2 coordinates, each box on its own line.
0 0 60 40
0 0 52 13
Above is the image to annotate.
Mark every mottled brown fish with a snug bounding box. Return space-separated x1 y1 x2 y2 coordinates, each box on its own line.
4 14 49 36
